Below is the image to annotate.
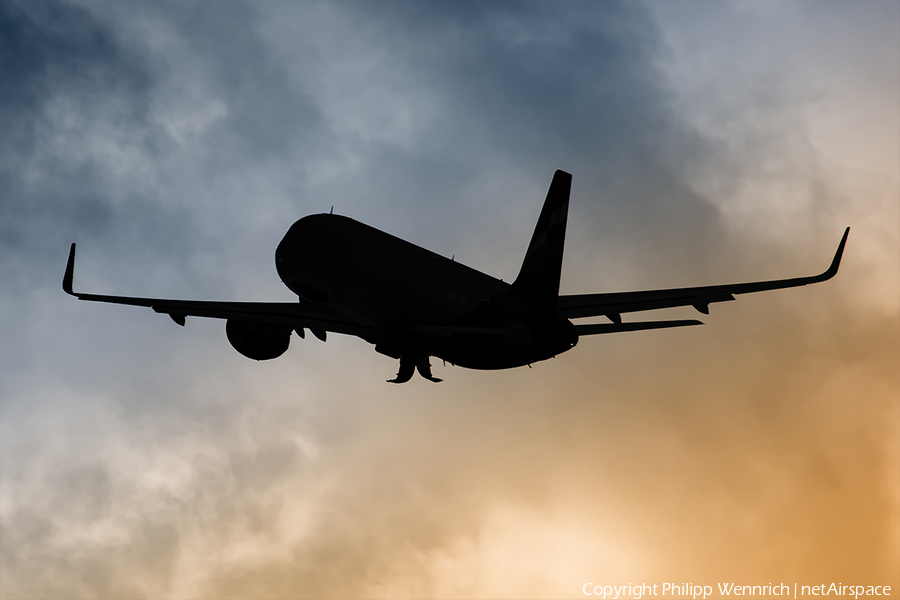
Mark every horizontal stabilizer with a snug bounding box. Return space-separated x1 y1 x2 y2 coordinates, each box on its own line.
575 319 703 336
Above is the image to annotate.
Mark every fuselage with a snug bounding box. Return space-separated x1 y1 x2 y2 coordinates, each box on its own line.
274 214 577 369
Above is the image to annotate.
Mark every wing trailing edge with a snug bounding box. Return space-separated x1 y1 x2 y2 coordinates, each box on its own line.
62 243 376 338
558 227 849 319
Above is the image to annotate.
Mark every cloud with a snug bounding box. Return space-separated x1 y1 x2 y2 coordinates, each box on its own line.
0 1 897 598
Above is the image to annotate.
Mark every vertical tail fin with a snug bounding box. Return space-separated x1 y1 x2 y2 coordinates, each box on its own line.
512 170 571 311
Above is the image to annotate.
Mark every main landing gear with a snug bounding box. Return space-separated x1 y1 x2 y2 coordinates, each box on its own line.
388 353 443 384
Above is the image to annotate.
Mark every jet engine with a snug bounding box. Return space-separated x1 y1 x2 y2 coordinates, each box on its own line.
225 319 292 360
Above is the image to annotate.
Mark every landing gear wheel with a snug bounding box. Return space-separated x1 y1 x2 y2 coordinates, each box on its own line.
387 353 415 383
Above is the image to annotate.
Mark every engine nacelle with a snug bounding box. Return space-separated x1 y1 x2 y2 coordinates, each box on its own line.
225 319 291 361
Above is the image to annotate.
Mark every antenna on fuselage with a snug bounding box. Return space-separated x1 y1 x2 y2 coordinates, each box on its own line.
330 205 333 214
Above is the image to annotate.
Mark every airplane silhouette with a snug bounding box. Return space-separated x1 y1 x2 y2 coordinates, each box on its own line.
63 170 849 383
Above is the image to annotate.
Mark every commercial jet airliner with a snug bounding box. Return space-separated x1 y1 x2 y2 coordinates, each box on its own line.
63 170 849 383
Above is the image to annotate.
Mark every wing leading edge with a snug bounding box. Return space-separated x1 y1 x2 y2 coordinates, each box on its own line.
62 243 375 338
560 228 849 326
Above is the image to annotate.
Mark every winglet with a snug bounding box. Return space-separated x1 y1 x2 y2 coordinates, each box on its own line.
823 227 850 280
63 243 77 296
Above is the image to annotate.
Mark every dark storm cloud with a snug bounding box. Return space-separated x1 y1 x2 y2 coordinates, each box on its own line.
0 1 327 295
247 1 721 285
0 0 329 405
370 1 718 280
122 2 323 162
0 1 148 262
372 1 667 164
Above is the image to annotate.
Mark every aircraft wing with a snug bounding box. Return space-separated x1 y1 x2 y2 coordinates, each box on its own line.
558 228 849 320
62 243 377 338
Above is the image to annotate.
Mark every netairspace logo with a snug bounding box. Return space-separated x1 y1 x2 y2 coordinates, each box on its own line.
582 582 894 599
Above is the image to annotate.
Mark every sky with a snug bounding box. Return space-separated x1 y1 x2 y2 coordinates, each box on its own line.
0 1 898 598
